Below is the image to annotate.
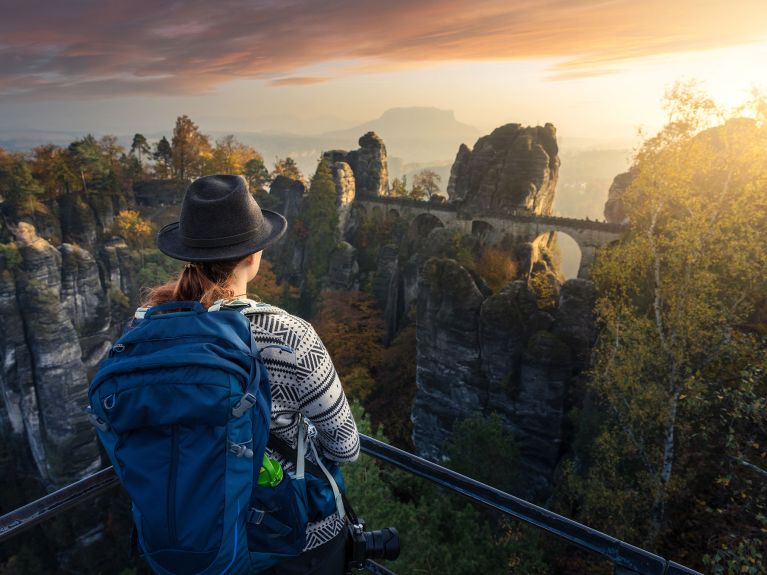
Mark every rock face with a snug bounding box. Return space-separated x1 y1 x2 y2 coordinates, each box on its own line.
412 256 597 501
326 242 359 290
331 162 356 237
324 131 389 198
447 123 560 216
446 143 472 201
604 170 633 223
0 223 109 486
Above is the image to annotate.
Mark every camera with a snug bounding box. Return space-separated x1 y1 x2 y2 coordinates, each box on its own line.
345 518 400 571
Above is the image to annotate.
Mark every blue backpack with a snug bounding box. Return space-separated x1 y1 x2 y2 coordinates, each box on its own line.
88 300 332 574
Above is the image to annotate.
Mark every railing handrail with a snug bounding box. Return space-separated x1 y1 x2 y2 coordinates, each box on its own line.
0 434 701 575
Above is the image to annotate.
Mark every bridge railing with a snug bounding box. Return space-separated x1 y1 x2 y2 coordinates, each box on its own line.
0 433 700 575
355 196 628 232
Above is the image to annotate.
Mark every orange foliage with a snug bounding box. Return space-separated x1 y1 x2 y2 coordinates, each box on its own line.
314 290 385 402
366 323 417 449
474 246 518 292
248 260 285 304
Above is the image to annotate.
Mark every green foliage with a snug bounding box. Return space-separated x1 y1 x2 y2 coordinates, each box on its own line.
130 133 150 165
344 405 517 575
560 84 767 568
444 413 519 494
152 136 173 178
136 249 183 295
528 267 558 311
0 154 46 216
244 157 271 191
300 159 338 279
298 271 319 318
67 134 110 189
0 242 20 270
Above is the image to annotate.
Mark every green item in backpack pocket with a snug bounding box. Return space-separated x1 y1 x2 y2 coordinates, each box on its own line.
259 453 284 487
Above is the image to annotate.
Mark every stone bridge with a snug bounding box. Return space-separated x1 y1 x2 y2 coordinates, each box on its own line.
354 196 627 278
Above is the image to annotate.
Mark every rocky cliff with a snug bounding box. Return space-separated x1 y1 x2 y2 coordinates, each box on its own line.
413 261 596 500
447 123 560 216
604 169 633 224
324 131 389 198
0 221 139 487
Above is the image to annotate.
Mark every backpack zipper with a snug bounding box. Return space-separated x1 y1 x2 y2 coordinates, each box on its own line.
168 425 179 544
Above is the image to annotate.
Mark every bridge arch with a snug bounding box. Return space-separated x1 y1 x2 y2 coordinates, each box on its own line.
532 230 583 280
408 212 445 242
471 220 498 243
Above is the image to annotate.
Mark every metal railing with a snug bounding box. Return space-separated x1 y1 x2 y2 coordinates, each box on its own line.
0 434 701 575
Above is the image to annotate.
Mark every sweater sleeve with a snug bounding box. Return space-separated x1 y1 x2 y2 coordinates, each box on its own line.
293 322 360 463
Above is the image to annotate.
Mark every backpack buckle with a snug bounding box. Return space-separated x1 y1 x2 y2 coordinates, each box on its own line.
85 405 110 432
232 392 257 418
229 441 254 458
246 508 265 525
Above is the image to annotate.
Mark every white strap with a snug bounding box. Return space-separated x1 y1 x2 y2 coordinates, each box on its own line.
295 416 306 480
308 438 346 520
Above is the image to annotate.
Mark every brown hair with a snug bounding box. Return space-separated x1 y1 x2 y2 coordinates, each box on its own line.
141 260 241 309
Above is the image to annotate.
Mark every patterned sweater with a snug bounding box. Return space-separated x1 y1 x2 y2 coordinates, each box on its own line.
225 299 360 550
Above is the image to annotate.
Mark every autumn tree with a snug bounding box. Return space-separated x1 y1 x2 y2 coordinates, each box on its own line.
171 115 212 180
314 290 385 402
412 169 442 199
209 134 258 174
153 136 173 178
31 144 77 200
114 209 153 264
271 157 304 183
390 175 408 197
0 153 46 216
562 84 767 570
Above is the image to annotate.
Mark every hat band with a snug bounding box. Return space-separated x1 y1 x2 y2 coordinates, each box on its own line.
181 226 261 248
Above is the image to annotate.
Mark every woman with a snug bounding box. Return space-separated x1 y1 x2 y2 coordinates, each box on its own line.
144 174 360 574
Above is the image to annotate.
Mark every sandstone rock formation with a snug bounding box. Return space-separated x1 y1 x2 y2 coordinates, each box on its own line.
324 131 389 198
447 123 560 216
0 223 108 486
604 170 634 224
412 258 596 501
331 161 356 237
326 241 359 290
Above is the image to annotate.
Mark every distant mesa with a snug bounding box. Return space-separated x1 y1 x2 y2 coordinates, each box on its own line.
447 123 560 217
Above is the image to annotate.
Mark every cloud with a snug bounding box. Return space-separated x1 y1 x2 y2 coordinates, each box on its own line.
269 77 330 86
1 0 765 98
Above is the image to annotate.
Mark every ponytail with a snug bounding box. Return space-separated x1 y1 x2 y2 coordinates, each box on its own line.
141 260 240 309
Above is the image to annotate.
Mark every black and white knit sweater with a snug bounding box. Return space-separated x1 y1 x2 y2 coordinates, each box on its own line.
224 299 360 550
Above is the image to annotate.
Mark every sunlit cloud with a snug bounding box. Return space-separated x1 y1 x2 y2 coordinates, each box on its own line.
270 77 330 86
0 0 765 98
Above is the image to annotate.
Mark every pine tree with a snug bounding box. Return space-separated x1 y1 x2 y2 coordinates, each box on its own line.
301 158 339 279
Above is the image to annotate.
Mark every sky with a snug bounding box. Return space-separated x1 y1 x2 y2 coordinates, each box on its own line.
1 0 766 143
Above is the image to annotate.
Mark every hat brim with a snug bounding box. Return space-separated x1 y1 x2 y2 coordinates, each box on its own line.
156 209 288 262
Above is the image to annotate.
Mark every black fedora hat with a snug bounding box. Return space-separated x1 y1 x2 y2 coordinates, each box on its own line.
157 174 287 262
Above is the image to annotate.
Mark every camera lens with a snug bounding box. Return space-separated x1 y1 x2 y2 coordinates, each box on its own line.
362 527 400 560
